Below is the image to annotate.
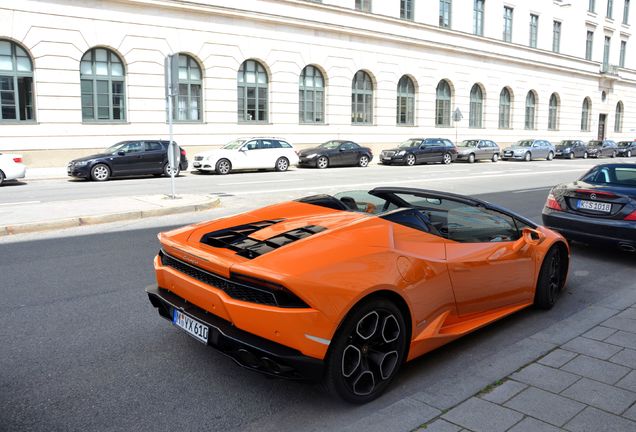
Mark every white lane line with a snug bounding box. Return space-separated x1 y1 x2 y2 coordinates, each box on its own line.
218 178 302 186
0 200 41 206
231 168 586 196
513 187 553 193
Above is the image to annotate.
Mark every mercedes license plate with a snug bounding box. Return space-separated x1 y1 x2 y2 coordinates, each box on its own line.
173 309 208 344
577 200 611 213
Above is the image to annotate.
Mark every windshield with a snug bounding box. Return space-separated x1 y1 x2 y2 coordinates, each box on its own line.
223 139 247 150
319 141 342 150
515 140 534 147
458 140 479 147
588 141 602 147
398 139 420 148
619 142 633 147
105 142 130 153
560 140 577 146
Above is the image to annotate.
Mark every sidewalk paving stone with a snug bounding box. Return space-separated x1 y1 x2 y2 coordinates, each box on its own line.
510 363 580 393
342 397 440 432
581 326 616 341
561 336 622 360
615 370 636 392
560 377 636 415
609 348 636 368
617 308 636 320
418 419 462 431
623 402 636 422
479 380 527 405
538 349 577 368
442 397 523 432
530 306 618 346
507 417 561 432
605 330 636 351
504 387 585 427
560 354 630 384
564 406 636 432
602 316 636 334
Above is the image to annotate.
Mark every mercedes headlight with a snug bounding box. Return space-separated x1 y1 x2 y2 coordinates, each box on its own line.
396 150 406 156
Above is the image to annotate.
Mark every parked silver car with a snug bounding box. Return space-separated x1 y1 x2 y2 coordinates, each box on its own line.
501 139 555 161
455 139 500 163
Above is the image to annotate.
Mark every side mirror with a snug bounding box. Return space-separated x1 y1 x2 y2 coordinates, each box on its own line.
117 151 125 156
239 147 247 152
513 228 546 251
339 147 346 152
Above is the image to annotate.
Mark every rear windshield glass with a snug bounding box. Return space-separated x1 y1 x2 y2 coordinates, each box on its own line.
581 166 636 187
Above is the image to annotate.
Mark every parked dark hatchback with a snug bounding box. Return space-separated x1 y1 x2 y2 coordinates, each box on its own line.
542 163 636 252
587 140 618 158
297 140 373 168
617 141 636 158
380 138 457 165
555 140 588 159
68 140 188 181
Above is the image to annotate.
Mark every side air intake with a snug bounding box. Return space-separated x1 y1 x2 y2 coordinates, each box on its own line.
200 220 326 259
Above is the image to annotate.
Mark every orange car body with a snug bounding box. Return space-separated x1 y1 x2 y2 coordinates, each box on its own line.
149 188 569 381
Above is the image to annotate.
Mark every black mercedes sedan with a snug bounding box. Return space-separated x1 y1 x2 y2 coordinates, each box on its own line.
68 140 188 181
542 163 636 252
587 140 618 158
617 141 636 158
380 138 457 165
297 140 372 168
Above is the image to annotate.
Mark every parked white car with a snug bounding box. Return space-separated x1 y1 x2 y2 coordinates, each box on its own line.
0 153 26 186
192 137 299 175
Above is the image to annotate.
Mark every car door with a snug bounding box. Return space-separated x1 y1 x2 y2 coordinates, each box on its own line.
416 140 433 163
339 142 358 166
258 139 280 169
476 141 488 160
234 140 259 170
110 141 145 175
430 139 446 162
531 141 545 159
443 203 536 316
143 141 166 173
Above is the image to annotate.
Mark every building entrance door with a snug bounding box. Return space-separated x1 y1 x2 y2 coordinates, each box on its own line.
598 114 607 140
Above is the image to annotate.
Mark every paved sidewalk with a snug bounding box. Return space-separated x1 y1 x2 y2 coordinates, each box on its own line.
0 194 220 235
419 300 636 432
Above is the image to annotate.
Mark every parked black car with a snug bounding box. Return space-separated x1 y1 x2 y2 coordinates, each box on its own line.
587 140 618 158
617 141 636 158
68 140 188 181
380 138 457 165
542 163 636 252
555 140 588 159
455 139 500 163
297 140 373 168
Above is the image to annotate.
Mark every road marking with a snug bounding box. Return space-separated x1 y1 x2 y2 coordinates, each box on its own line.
218 178 302 186
231 168 586 196
0 200 41 206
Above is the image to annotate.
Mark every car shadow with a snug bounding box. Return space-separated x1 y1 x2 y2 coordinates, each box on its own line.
0 180 28 187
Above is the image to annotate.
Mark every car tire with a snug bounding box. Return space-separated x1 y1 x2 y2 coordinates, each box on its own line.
583 152 588 159
442 153 452 165
568 152 575 159
358 155 370 167
324 297 408 404
163 162 180 177
90 164 110 182
492 153 499 162
628 150 632 158
524 152 531 162
0 170 4 186
547 151 554 161
467 153 475 164
316 156 329 169
405 154 416 166
611 151 616 158
534 246 566 310
275 157 290 172
215 158 232 175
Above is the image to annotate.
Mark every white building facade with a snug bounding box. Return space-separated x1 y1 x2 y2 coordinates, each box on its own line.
0 0 634 166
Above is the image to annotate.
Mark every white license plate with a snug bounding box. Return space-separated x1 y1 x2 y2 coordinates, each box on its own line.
577 200 611 213
193 162 201 168
173 309 209 344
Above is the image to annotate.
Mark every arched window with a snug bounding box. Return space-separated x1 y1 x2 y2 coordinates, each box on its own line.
299 65 325 124
351 70 373 124
435 80 451 127
615 101 624 133
581 97 591 131
499 87 512 129
548 93 559 130
0 40 34 121
524 91 536 130
80 47 125 121
238 60 268 122
396 75 415 125
469 84 483 128
175 54 202 121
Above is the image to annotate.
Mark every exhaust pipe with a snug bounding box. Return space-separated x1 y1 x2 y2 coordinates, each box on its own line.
618 242 636 253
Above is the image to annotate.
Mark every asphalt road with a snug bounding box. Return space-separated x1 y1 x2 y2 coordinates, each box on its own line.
1 188 634 432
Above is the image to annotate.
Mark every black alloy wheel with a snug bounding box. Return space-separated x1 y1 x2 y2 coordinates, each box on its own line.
325 298 407 404
534 246 566 309
215 159 231 175
405 154 416 166
316 156 329 169
358 155 370 167
442 153 452 165
90 164 110 181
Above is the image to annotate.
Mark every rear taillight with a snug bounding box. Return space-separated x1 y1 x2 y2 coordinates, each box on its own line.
13 157 22 163
546 193 563 211
625 210 636 221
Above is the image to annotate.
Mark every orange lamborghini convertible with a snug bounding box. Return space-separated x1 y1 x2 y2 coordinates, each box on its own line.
146 187 569 403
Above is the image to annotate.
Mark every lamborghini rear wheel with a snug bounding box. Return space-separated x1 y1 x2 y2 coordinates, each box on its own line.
325 298 407 404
